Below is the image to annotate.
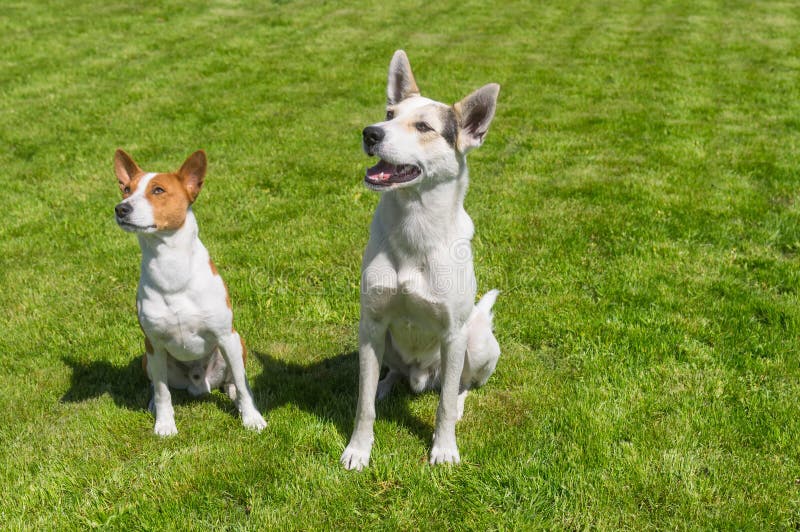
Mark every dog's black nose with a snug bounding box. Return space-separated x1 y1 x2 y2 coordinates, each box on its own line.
115 202 132 218
362 126 385 148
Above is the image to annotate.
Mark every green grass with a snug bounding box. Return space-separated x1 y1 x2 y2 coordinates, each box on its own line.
1 0 799 528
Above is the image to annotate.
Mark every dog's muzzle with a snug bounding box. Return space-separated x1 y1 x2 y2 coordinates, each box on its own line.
362 126 385 155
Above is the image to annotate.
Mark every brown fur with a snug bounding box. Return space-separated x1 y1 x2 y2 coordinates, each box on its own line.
138 314 154 372
149 173 193 230
239 334 248 366
209 258 232 309
114 149 207 231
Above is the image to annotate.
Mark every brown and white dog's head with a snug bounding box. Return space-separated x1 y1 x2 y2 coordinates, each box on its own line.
114 149 206 233
362 50 500 191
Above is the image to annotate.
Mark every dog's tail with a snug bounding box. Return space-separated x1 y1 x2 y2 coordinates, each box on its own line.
465 289 501 389
475 289 500 323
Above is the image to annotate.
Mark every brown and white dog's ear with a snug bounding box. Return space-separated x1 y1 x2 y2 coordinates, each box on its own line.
178 150 207 202
114 149 141 193
454 83 500 153
387 50 420 105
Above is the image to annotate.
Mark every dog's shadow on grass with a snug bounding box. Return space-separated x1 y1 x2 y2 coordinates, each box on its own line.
252 350 433 445
60 355 150 410
59 355 233 414
60 351 434 446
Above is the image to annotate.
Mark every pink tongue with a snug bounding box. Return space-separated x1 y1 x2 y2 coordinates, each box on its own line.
367 160 397 181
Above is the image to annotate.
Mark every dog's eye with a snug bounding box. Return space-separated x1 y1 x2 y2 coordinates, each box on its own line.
123 186 130 194
415 122 434 133
385 110 395 120
152 186 165 195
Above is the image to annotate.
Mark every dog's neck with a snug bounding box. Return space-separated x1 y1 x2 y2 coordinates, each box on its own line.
137 208 204 293
377 160 473 251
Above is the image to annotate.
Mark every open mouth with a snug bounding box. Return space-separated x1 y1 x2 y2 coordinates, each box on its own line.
364 160 421 188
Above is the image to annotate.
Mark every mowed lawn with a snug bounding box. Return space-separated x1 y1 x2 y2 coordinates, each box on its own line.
1 0 799 528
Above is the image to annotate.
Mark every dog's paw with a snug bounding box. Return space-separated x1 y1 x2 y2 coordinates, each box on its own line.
154 419 178 437
376 380 393 401
340 446 371 471
430 445 461 465
242 410 267 432
224 383 237 402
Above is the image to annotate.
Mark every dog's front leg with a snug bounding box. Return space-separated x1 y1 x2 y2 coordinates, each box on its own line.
430 329 468 464
341 317 386 470
218 332 267 432
148 346 177 436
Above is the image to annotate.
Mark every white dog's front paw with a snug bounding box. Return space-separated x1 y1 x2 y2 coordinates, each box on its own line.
430 445 461 465
242 410 267 432
154 418 178 437
341 445 371 471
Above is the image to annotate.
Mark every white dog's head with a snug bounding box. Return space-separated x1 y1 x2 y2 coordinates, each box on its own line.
362 50 500 191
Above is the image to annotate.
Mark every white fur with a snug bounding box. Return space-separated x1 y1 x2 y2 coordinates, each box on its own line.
341 51 500 470
135 210 266 435
118 173 157 232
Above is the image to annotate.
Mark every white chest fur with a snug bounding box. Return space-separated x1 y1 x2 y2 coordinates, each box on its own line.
361 177 478 362
136 210 232 361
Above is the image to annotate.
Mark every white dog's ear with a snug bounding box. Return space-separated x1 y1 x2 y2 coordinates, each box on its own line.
114 149 141 193
178 150 207 202
387 50 420 105
454 83 500 153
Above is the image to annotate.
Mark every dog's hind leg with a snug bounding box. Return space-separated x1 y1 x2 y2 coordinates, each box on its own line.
376 333 405 400
409 365 439 394
376 369 401 401
452 292 499 424
457 388 468 421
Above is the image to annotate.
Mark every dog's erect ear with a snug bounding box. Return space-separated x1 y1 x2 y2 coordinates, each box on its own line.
387 50 420 105
454 83 500 153
178 150 207 202
114 149 141 193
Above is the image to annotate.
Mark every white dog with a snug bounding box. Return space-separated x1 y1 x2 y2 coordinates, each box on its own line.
341 50 501 470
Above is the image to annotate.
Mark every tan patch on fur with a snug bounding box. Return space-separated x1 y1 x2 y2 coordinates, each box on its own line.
115 151 206 225
137 314 154 373
119 170 191 230
401 105 448 145
120 171 146 198
208 258 231 308
146 173 193 230
239 334 247 366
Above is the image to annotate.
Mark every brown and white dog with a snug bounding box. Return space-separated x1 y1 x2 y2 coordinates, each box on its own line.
114 149 266 436
341 51 501 469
